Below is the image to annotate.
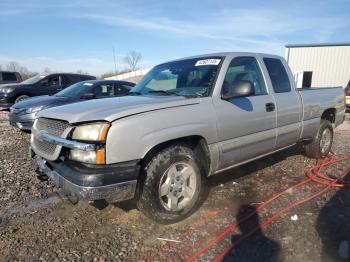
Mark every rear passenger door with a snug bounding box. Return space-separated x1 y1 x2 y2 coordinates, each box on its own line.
215 56 277 170
262 57 302 149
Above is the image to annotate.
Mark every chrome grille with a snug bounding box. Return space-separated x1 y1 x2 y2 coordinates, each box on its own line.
32 118 72 161
33 137 57 156
36 118 70 137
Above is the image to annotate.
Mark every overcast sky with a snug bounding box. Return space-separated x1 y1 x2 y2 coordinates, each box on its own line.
0 0 349 75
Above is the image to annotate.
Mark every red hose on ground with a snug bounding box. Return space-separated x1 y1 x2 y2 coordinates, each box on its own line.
213 184 331 261
186 155 350 262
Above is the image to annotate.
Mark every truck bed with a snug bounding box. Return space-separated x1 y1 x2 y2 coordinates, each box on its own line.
298 86 345 139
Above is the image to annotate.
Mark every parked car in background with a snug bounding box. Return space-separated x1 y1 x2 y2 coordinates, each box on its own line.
0 73 96 110
32 52 345 223
345 80 350 112
0 71 22 84
9 80 135 131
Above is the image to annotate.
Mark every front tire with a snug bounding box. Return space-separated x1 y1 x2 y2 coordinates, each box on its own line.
304 120 333 159
137 144 203 224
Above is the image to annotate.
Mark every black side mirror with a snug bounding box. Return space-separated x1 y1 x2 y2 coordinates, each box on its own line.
222 80 255 100
80 93 96 100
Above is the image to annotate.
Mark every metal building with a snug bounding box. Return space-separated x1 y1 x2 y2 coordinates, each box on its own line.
285 42 350 88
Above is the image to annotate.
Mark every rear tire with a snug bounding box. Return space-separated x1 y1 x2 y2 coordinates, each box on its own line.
304 120 333 159
14 95 30 104
137 143 203 224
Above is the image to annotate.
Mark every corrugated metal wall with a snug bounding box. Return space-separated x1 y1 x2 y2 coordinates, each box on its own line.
285 45 350 88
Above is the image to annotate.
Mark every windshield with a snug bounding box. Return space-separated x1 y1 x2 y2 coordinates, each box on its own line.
131 57 222 98
21 75 46 84
56 81 93 97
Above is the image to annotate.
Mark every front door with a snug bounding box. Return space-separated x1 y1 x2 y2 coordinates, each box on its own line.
215 56 277 170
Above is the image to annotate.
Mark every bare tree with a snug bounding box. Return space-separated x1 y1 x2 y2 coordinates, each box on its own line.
6 61 21 72
124 51 142 71
6 61 33 80
100 71 116 80
43 67 52 74
19 67 30 79
76 69 89 75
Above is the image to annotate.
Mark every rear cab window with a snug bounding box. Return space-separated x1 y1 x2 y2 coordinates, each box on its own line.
263 58 291 93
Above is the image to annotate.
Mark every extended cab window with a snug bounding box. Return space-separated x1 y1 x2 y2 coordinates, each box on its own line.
263 58 291 93
222 56 267 96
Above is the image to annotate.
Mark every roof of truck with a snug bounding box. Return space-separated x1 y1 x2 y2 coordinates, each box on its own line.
164 52 283 64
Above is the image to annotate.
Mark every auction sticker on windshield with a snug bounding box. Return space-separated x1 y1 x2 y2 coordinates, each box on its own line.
195 59 221 66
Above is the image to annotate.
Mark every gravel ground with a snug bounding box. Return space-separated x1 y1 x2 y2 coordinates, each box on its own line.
0 111 349 261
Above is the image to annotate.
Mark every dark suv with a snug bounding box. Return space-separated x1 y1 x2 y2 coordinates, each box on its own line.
0 71 22 84
0 73 95 110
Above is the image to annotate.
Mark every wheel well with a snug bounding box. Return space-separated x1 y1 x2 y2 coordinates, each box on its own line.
141 136 211 177
14 93 31 101
321 108 336 123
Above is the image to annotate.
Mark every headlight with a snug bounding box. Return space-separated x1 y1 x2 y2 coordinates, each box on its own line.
0 87 15 93
70 122 110 164
25 106 44 114
69 148 106 164
72 122 110 141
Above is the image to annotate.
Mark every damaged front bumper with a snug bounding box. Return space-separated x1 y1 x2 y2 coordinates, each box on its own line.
32 151 140 203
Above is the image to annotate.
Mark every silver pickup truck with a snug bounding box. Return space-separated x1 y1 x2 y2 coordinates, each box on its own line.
31 52 346 223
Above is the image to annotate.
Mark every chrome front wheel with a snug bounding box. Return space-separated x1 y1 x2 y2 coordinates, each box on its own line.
159 162 197 212
137 143 203 224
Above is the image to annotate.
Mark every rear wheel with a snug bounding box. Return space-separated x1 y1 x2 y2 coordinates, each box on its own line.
137 144 203 224
304 120 333 159
14 95 30 104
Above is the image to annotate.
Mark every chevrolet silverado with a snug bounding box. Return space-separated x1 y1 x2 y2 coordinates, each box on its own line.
31 52 346 223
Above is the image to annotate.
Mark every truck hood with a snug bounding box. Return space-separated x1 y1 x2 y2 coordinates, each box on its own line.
37 95 201 124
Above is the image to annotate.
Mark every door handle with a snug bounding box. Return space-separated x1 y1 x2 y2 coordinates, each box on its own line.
265 102 275 112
